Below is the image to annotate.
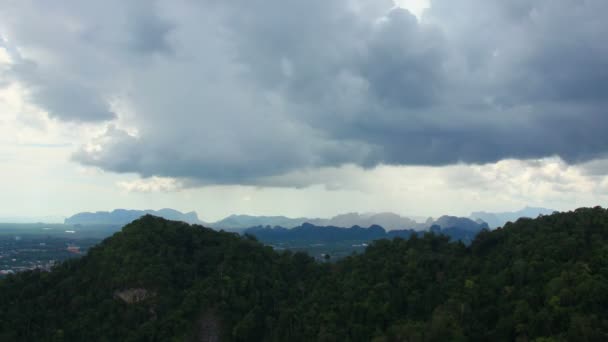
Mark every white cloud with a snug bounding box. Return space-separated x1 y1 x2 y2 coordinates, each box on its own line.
393 0 430 18
0 47 11 64
304 158 606 217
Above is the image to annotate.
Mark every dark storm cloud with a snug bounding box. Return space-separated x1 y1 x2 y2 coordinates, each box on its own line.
358 9 445 107
123 1 175 55
9 59 116 122
0 0 173 122
2 0 608 184
1 36 115 121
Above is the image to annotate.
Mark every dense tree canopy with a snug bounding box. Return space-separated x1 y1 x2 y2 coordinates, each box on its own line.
2 207 608 341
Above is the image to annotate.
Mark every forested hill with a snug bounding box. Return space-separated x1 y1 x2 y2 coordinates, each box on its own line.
2 208 608 341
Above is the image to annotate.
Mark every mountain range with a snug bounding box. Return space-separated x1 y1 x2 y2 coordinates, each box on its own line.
210 212 424 230
64 207 552 231
212 212 490 234
64 208 203 225
245 215 488 245
209 214 311 230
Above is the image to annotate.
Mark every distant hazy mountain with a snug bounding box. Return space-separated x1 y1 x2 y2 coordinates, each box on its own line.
309 212 421 231
246 223 388 243
245 217 488 245
432 215 489 232
470 206 556 228
210 215 311 230
65 209 489 232
210 212 490 232
210 212 426 231
65 209 203 225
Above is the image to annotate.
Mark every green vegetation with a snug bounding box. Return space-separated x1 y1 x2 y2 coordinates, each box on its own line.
2 207 608 341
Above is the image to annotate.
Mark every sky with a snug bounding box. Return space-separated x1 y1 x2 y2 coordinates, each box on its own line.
1 0 608 222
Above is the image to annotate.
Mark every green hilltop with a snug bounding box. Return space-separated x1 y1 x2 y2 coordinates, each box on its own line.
2 207 608 341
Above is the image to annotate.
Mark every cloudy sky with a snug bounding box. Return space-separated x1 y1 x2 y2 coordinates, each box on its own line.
1 0 608 221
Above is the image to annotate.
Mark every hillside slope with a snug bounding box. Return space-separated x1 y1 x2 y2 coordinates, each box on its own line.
0 216 319 341
2 208 608 341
